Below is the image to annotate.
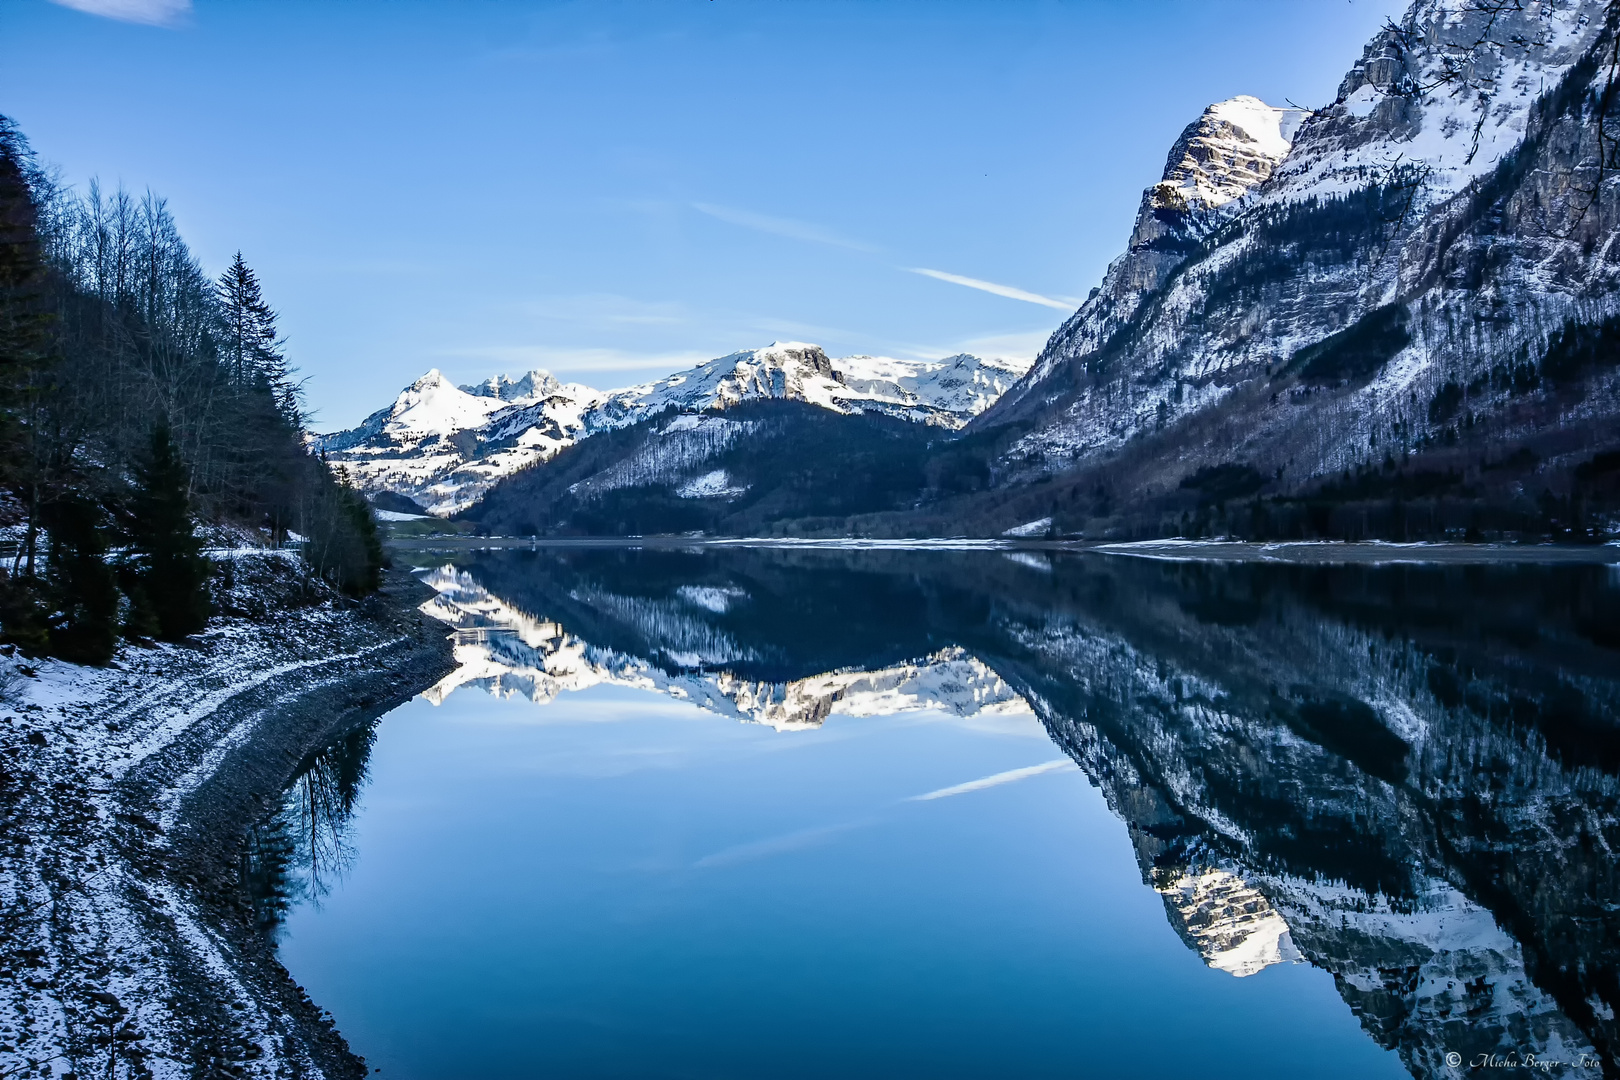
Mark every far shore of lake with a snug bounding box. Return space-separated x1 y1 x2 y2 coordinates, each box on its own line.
383 534 1620 564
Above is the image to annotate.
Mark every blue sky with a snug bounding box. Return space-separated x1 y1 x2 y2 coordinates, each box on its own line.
1 0 1405 429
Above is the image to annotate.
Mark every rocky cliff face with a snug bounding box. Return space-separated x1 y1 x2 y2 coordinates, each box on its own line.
973 0 1620 540
1017 95 1306 410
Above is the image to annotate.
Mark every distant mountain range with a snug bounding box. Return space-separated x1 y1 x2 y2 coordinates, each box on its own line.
315 344 1028 516
326 0 1620 539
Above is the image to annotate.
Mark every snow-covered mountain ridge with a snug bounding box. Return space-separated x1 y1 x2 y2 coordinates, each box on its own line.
971 0 1620 539
316 343 1028 516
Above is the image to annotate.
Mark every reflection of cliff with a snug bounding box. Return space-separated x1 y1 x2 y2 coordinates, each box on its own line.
973 560 1619 1080
417 566 1032 730
421 548 1619 1080
1153 862 1300 978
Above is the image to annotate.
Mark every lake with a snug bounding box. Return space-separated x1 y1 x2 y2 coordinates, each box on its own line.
251 547 1620 1079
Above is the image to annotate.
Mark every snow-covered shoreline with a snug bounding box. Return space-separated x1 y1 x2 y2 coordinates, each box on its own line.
0 555 453 1079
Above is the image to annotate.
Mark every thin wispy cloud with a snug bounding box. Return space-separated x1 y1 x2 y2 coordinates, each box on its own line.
909 268 1077 311
908 759 1076 802
518 292 688 328
693 202 877 253
694 819 873 869
49 0 190 27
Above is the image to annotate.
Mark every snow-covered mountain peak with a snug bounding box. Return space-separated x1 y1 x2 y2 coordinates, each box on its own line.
1132 95 1306 252
1153 96 1307 215
382 368 510 436
753 340 826 358
987 94 1303 418
461 369 562 402
1208 96 1305 156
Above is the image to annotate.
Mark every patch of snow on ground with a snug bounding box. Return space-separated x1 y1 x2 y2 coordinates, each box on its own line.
1003 517 1053 538
677 470 746 499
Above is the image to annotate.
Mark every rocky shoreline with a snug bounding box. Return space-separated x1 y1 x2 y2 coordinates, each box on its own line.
0 556 455 1079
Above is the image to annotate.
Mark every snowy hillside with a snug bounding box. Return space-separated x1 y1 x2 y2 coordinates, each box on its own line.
315 344 1028 515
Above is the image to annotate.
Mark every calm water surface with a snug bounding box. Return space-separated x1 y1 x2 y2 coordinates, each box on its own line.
253 549 1620 1079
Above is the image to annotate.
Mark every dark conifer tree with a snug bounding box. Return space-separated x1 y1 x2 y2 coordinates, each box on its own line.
340 479 386 595
216 252 298 420
0 117 55 586
129 423 211 640
44 494 119 664
299 463 386 596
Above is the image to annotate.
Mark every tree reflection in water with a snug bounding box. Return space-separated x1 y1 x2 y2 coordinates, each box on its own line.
244 720 378 935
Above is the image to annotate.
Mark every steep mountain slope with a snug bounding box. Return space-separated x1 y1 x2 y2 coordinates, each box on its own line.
965 0 1620 540
315 344 1027 516
994 94 1306 420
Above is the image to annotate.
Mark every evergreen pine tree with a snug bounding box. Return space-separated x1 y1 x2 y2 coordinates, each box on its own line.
216 252 299 421
300 463 386 596
130 423 211 640
340 479 386 595
44 495 119 665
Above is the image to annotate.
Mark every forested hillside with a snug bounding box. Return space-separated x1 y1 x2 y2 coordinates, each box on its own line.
465 399 946 537
0 116 382 665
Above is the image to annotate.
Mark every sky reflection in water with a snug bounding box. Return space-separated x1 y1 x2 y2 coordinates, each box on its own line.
268 548 1620 1079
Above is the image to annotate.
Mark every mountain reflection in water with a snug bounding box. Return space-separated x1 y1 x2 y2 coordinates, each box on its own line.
256 548 1620 1080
